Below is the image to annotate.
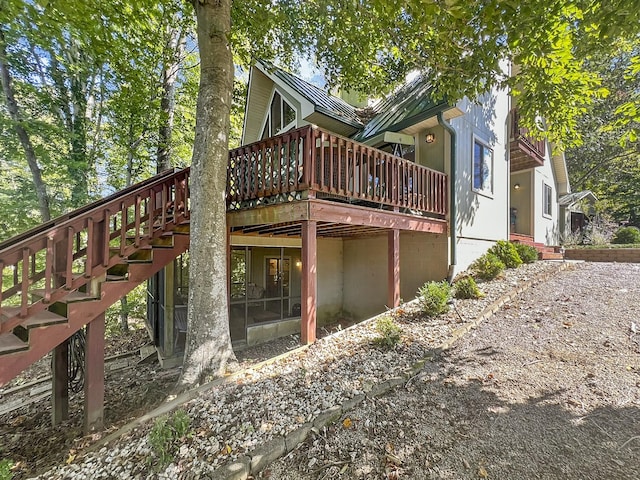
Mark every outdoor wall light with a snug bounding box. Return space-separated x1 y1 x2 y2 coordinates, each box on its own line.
514 183 521 190
425 132 436 144
296 260 302 268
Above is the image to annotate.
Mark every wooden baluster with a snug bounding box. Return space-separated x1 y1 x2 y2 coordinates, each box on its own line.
20 249 29 316
43 237 53 302
134 195 141 246
120 202 128 256
86 218 94 278
103 209 111 267
66 227 74 289
161 184 168 229
184 172 190 218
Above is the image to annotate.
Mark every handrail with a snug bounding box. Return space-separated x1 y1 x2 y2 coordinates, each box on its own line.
228 125 448 216
0 168 190 333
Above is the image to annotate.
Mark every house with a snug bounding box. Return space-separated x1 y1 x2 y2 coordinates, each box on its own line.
0 60 570 430
209 60 570 351
558 190 598 240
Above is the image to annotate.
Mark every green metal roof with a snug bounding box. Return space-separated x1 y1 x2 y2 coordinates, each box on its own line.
352 77 449 142
261 62 363 128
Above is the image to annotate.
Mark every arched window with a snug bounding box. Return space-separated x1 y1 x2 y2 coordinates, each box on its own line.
261 91 297 139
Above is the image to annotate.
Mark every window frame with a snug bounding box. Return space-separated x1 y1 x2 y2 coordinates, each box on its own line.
260 89 297 139
543 182 553 218
472 137 494 197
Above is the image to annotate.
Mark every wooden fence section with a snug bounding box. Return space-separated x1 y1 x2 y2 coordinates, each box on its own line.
227 125 448 217
0 169 190 333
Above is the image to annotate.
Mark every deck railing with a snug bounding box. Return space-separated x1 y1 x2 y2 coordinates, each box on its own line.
0 169 190 333
227 125 448 216
510 109 546 160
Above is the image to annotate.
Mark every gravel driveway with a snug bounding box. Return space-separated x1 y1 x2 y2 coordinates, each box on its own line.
267 262 640 479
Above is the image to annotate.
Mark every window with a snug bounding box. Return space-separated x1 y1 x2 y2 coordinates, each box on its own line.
543 183 552 217
261 91 297 139
473 139 493 195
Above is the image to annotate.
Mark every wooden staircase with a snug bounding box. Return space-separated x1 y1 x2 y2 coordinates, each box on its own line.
510 233 564 260
0 168 191 387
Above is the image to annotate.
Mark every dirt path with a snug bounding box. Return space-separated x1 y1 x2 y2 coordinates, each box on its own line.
267 263 640 479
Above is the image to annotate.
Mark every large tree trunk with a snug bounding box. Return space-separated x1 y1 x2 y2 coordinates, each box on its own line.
0 30 51 222
180 0 234 388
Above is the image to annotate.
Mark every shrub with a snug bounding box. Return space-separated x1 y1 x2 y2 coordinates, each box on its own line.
611 226 640 245
0 459 12 480
148 409 192 470
513 242 538 264
488 240 522 268
417 281 451 317
471 253 505 281
374 315 402 348
454 276 483 299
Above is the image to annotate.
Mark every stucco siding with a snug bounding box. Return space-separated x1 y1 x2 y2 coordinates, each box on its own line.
533 150 560 245
317 238 345 325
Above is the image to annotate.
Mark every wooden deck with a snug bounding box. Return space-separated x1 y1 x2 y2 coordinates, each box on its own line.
227 125 448 219
510 109 546 172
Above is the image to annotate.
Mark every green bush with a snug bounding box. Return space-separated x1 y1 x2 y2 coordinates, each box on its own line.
0 459 12 480
148 409 192 470
513 242 538 264
417 281 451 317
611 226 640 245
488 240 522 268
471 253 505 281
454 276 483 299
374 315 402 348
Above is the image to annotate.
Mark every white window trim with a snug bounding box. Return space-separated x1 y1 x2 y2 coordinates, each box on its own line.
472 135 494 198
542 182 553 219
259 88 298 139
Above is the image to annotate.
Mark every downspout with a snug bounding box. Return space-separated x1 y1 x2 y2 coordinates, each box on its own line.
438 111 457 281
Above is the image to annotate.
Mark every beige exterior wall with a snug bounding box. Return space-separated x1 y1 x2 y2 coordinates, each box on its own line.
510 171 533 236
400 232 449 300
342 235 387 319
317 238 345 325
342 232 448 319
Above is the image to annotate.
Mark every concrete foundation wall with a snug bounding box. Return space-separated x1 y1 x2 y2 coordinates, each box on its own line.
400 232 449 301
342 235 388 320
317 238 345 324
455 237 497 274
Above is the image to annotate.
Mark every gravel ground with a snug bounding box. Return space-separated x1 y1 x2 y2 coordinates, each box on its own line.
268 262 640 480
10 261 638 479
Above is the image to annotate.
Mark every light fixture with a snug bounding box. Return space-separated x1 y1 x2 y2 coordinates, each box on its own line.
514 183 521 190
425 132 436 144
295 260 302 268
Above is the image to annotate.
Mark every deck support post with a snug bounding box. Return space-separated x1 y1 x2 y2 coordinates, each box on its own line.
51 340 69 425
162 261 175 360
301 220 317 344
387 229 400 309
84 312 105 433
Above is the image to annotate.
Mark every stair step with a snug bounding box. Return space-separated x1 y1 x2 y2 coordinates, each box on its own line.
127 249 153 263
30 289 97 303
0 307 67 328
0 333 28 355
106 274 128 282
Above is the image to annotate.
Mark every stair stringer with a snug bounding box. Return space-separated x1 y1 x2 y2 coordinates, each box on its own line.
0 234 189 387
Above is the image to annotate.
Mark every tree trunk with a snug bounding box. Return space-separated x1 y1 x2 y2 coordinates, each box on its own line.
180 0 235 388
0 30 51 222
157 23 185 173
119 295 129 332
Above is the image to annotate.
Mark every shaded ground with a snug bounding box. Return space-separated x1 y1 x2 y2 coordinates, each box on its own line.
267 262 640 479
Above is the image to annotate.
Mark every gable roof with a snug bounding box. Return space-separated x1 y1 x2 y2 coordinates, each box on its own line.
258 61 363 128
559 190 597 207
352 76 449 142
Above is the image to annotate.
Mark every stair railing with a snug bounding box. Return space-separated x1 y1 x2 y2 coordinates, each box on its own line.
0 168 190 334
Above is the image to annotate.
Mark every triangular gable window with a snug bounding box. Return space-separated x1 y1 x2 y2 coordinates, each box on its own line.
261 91 297 139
